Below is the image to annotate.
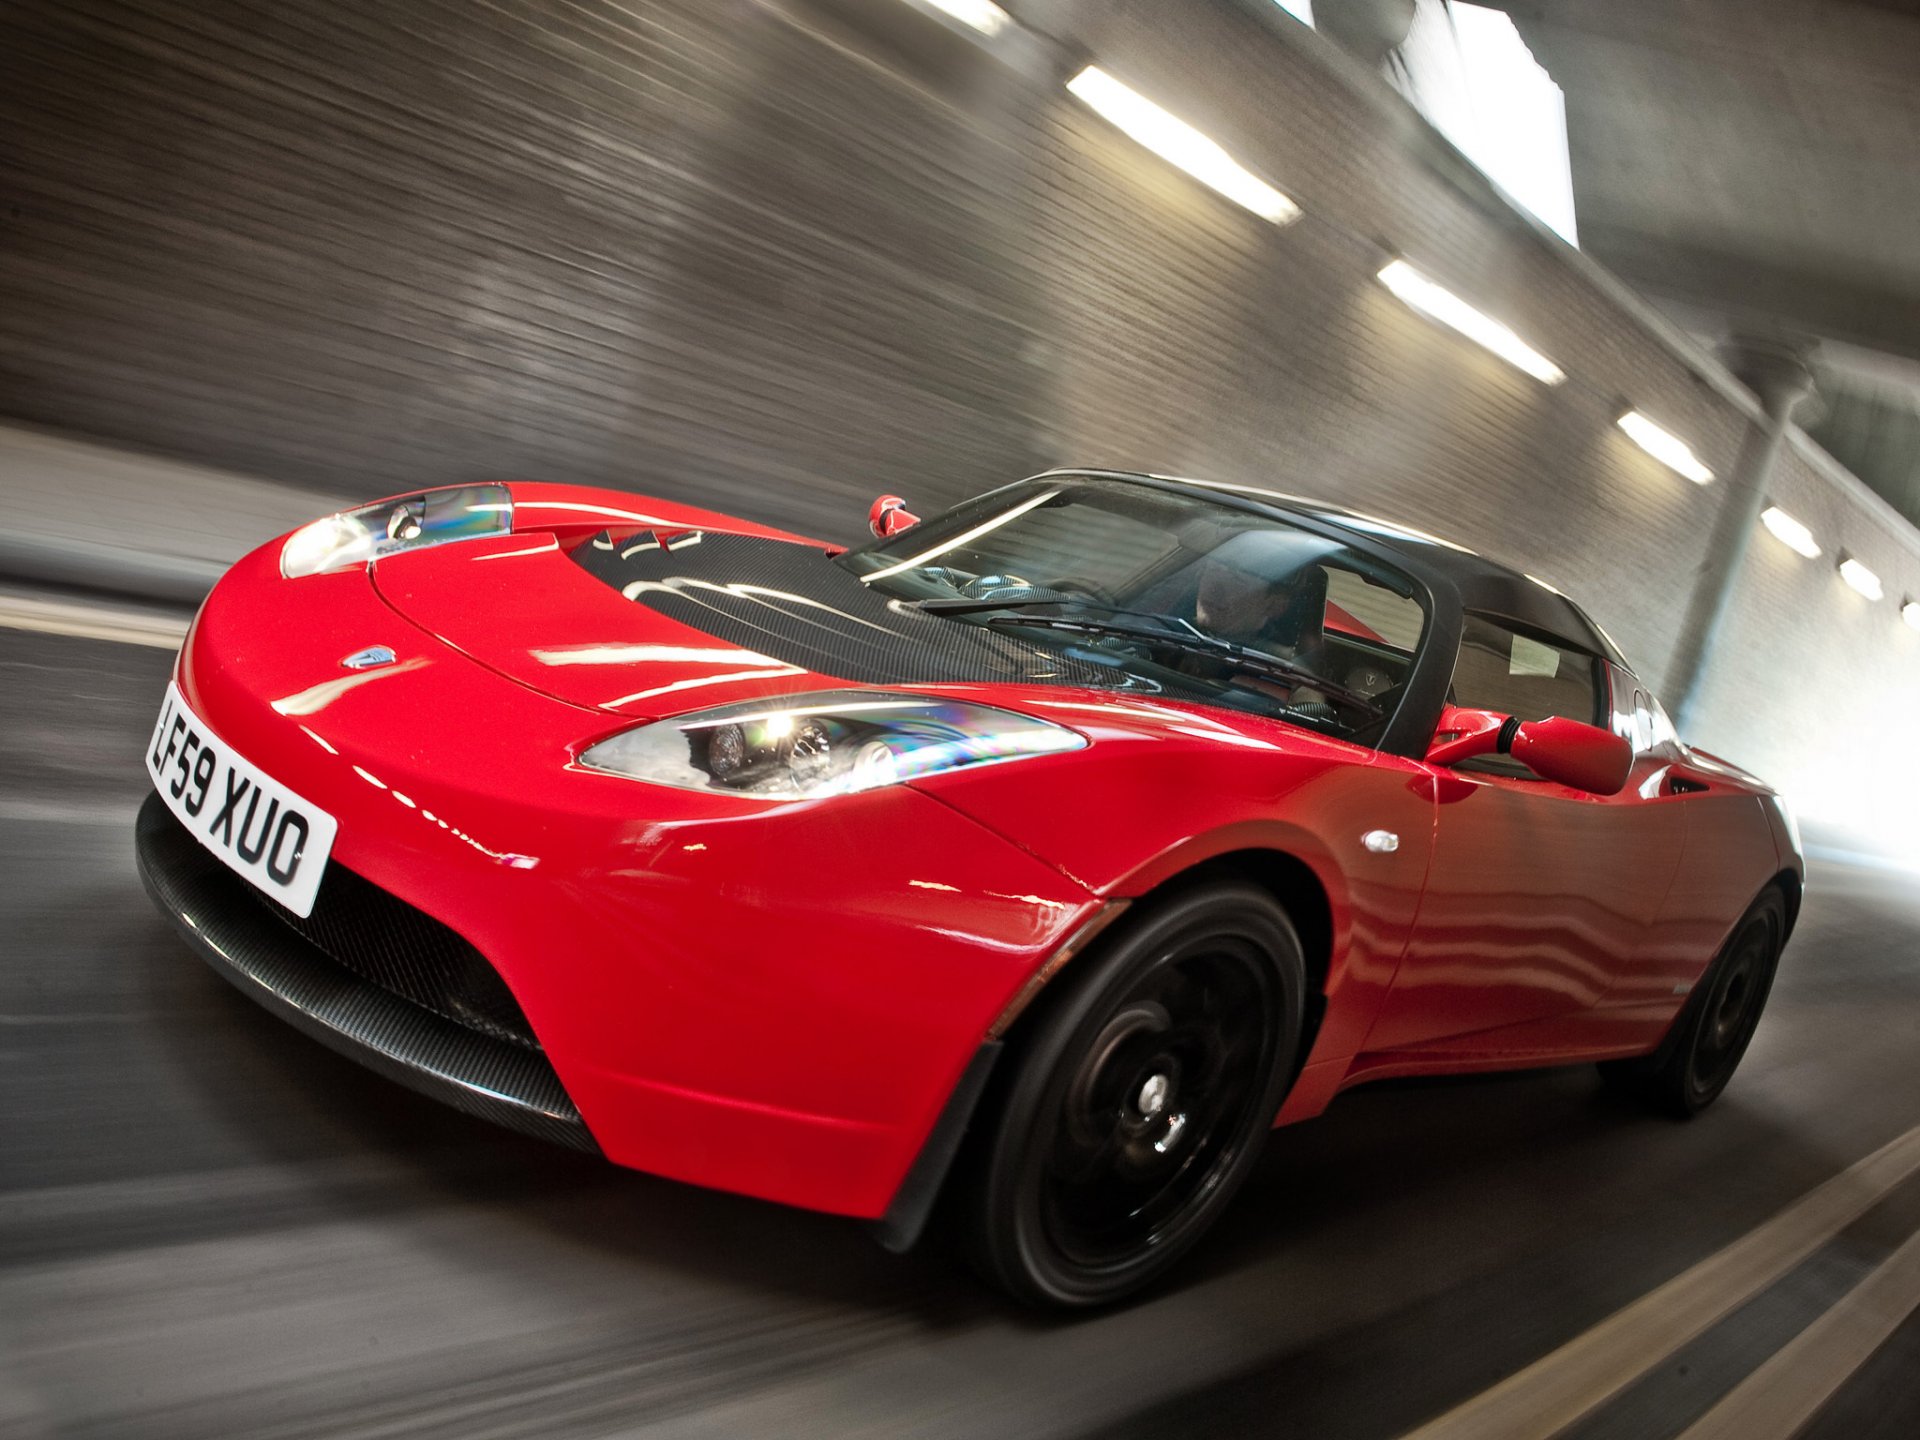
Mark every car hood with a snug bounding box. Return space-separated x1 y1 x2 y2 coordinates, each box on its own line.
369 527 1150 720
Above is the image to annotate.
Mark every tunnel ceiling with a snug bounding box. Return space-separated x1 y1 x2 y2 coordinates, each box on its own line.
1474 0 1920 365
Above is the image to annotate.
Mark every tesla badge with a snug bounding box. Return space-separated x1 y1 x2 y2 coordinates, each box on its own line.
1362 829 1400 854
341 645 397 671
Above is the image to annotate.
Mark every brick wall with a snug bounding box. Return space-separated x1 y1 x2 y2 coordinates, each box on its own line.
2 0 1915 842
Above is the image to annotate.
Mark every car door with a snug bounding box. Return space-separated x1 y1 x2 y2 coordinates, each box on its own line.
1361 616 1688 1056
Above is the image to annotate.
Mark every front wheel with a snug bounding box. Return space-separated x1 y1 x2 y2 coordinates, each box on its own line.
1601 887 1786 1117
965 883 1305 1307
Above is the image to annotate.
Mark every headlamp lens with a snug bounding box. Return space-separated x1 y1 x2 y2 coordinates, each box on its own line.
281 484 511 577
579 692 1085 800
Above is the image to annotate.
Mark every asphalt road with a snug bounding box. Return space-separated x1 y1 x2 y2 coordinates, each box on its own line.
3 618 1918 1439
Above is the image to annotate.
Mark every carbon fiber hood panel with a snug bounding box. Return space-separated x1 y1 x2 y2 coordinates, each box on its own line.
374 527 1174 719
571 530 1133 692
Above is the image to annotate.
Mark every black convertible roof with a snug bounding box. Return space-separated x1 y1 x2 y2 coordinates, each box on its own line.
1055 470 1629 667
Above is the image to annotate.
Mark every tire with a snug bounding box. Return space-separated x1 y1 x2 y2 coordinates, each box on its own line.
965 882 1306 1307
1600 887 1786 1118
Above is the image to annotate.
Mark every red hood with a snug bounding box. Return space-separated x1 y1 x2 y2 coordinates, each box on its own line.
371 531 848 719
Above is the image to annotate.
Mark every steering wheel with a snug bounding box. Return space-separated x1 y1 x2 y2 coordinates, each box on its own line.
958 572 1033 599
919 565 975 592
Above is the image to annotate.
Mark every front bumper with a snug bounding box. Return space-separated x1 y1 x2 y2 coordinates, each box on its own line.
137 793 598 1152
145 539 1101 1218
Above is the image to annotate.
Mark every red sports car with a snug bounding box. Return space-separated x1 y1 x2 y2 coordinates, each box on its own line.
137 469 1801 1305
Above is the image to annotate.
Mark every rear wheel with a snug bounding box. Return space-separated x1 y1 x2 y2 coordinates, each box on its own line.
1601 887 1786 1117
965 883 1305 1307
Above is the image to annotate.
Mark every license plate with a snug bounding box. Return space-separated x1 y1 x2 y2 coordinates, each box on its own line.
145 681 337 918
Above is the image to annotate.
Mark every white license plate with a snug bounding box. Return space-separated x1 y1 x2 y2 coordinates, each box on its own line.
146 681 337 918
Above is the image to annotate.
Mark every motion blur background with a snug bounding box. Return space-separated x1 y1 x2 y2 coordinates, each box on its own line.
4 0 1919 851
5 3 1920 1436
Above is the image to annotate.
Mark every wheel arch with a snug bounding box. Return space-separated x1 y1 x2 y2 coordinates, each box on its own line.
874 846 1339 1254
1768 867 1803 944
1139 848 1334 1012
996 846 1336 1067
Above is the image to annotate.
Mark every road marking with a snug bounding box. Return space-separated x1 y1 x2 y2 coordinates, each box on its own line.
1674 1224 1920 1440
1398 1122 1920 1440
0 593 187 649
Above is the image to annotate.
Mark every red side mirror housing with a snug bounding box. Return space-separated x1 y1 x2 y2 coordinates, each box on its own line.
1426 705 1631 796
1510 716 1633 795
868 494 919 538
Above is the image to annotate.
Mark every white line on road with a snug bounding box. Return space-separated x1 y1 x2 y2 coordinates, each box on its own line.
1398 1122 1920 1440
0 593 187 648
1676 1224 1920 1440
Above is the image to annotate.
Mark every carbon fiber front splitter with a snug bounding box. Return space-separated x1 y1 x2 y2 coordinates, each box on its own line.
135 793 599 1153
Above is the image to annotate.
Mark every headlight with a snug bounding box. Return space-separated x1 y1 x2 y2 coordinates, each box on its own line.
280 483 513 578
578 691 1087 799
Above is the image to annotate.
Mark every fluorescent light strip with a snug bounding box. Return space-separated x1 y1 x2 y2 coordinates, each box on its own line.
1377 261 1565 384
920 0 1009 35
1760 506 1820 559
1618 411 1713 484
1838 555 1883 601
1902 599 1920 633
1067 66 1301 225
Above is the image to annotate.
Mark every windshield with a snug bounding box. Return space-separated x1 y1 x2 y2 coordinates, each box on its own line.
835 477 1429 741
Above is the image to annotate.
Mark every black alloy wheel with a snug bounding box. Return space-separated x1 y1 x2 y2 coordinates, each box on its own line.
1602 887 1787 1118
966 882 1305 1307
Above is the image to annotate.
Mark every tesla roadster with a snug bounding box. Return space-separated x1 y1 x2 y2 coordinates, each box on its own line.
137 469 1801 1305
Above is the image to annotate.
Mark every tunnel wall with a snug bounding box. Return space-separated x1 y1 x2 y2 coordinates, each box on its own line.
1690 436 1920 848
3 0 1916 842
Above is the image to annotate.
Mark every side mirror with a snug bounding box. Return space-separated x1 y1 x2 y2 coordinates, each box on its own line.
1425 704 1631 796
868 494 920 539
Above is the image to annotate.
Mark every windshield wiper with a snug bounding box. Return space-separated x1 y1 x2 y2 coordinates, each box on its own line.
916 594 1176 624
973 612 1383 717
918 594 1262 655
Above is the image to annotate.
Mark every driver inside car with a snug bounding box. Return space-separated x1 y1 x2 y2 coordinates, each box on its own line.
1189 531 1331 704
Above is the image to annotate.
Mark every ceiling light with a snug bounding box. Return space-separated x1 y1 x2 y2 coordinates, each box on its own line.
1066 66 1301 224
1759 506 1819 559
1376 260 1565 384
1838 555 1883 601
918 0 1009 36
1617 410 1713 484
1903 599 1920 632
